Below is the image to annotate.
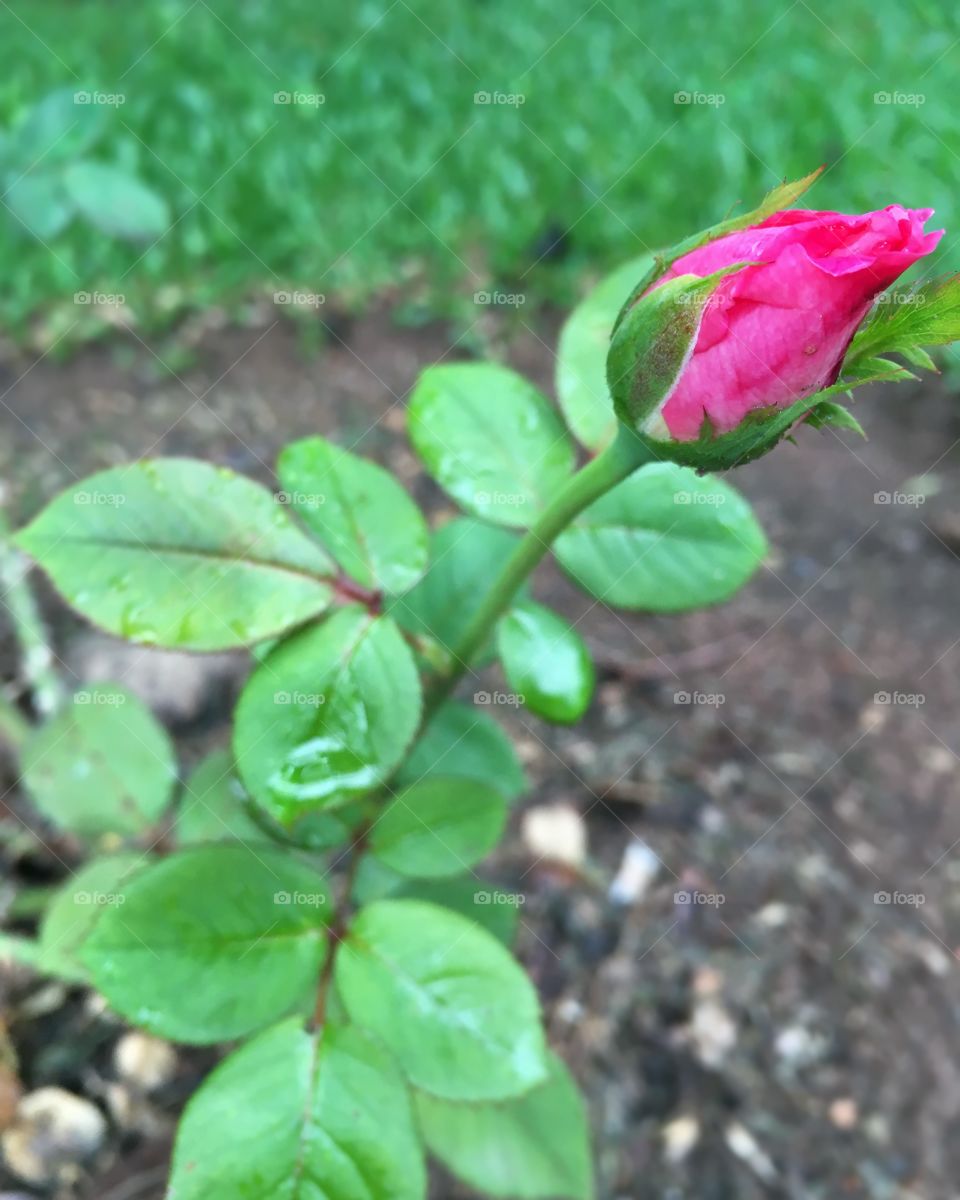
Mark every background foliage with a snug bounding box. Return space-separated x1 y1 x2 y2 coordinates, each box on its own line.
0 0 957 337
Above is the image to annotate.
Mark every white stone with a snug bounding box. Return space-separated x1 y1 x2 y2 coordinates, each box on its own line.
521 803 587 868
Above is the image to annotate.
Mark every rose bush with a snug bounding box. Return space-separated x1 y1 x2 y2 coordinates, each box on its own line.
4 171 960 1200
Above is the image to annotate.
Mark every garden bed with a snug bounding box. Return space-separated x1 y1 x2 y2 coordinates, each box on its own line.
1 310 959 1198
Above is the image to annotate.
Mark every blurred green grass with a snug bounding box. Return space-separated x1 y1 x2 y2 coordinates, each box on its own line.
0 0 958 342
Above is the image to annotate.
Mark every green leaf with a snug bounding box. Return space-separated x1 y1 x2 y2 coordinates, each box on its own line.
554 463 766 611
168 1019 426 1200
846 274 960 366
21 686 176 838
417 1052 594 1200
14 459 336 650
234 607 421 824
64 162 170 240
408 364 575 528
353 863 522 945
80 844 331 1043
497 601 594 724
4 171 74 239
398 699 527 802
38 854 146 983
371 777 507 878
175 749 267 845
556 255 653 451
277 436 429 594
176 748 358 850
407 878 522 946
336 899 547 1100
10 88 106 164
389 518 520 668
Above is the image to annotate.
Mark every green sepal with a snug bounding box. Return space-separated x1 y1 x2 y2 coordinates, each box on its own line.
843 354 917 383
606 263 751 436
899 345 939 372
640 365 900 472
803 401 866 437
612 167 823 334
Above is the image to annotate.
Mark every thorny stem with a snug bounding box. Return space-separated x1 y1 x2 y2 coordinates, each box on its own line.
309 423 656 1025
332 572 383 613
311 815 372 1031
0 491 64 721
427 422 657 713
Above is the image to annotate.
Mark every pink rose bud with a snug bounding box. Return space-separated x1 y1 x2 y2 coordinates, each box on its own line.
611 205 943 449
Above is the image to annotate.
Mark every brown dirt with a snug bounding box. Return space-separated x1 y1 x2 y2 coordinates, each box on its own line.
2 308 960 1199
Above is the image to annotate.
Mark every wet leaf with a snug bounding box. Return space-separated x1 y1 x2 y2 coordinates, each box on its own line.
337 899 547 1100
370 777 507 878
15 459 336 650
497 600 594 723
398 699 526 802
80 845 331 1043
21 686 176 838
554 463 766 611
556 255 653 450
352 862 522 945
233 607 421 824
417 1052 594 1200
39 854 147 983
168 1020 426 1200
277 435 429 594
175 749 266 845
408 364 575 528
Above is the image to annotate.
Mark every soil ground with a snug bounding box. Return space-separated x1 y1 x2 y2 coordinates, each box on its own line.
2 309 960 1200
